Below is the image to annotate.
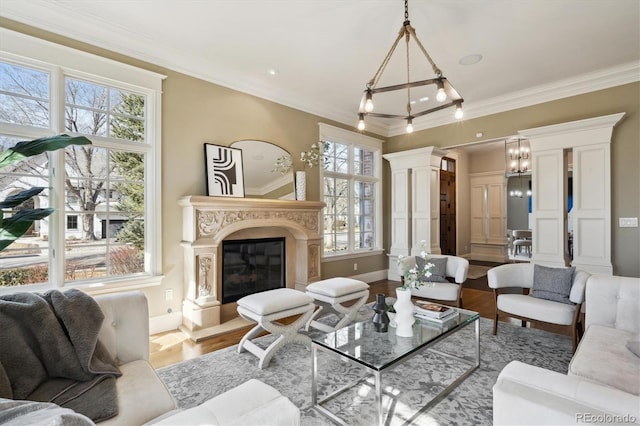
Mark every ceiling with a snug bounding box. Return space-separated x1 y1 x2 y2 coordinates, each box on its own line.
1 0 639 137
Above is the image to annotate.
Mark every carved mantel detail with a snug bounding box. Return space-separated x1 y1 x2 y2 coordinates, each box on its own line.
179 196 324 340
197 209 319 238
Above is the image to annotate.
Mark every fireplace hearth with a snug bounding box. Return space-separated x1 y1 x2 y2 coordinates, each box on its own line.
222 237 285 303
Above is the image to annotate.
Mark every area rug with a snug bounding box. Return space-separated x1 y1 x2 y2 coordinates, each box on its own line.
157 318 572 425
466 265 492 280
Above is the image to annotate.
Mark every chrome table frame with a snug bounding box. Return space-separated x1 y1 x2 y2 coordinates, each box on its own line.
311 316 480 426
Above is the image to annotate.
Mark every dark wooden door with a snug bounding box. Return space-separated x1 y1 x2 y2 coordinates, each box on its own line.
440 158 456 255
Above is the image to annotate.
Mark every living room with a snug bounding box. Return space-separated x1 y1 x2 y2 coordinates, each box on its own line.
0 1 639 424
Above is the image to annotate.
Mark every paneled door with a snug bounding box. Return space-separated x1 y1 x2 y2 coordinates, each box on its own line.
440 158 456 255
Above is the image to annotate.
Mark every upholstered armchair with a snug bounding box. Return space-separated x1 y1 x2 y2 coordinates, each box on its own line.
398 255 469 308
487 263 590 352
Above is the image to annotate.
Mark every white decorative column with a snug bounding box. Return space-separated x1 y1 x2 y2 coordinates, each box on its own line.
383 147 447 280
520 112 624 273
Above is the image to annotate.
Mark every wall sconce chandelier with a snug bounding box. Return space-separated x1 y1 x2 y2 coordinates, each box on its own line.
357 0 464 134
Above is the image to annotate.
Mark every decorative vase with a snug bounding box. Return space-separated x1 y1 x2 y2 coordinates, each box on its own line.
295 171 306 201
371 293 389 332
393 287 415 337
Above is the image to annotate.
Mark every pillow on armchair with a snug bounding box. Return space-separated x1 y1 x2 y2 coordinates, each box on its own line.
416 256 449 283
531 264 576 304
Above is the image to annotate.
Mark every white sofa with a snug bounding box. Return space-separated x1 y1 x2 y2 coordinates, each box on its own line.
493 274 640 425
1 291 300 425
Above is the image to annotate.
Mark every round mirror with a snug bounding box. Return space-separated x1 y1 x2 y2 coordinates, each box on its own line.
230 140 294 199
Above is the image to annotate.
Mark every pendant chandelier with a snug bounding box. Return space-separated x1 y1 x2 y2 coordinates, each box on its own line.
505 137 532 198
505 137 531 176
357 0 464 134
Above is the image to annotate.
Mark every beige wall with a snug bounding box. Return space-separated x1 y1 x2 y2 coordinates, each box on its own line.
386 83 640 277
0 18 388 318
2 18 638 324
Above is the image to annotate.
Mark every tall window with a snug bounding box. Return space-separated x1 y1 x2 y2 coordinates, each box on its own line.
0 30 163 290
319 124 382 257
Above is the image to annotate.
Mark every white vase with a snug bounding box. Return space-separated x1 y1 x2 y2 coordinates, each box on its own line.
393 287 415 337
295 171 306 201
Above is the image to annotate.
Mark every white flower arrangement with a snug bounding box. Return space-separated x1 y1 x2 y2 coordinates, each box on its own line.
397 240 434 290
299 141 324 169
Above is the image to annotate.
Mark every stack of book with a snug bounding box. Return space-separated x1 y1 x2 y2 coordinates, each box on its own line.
414 301 459 323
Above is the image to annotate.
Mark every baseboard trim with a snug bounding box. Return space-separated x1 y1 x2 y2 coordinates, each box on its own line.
149 311 183 335
349 269 388 284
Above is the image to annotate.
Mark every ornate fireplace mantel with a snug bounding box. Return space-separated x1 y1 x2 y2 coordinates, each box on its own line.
179 196 324 340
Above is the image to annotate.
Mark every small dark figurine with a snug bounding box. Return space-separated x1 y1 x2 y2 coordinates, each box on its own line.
372 293 390 332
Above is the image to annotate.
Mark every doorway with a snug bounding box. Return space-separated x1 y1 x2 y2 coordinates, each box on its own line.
440 157 456 255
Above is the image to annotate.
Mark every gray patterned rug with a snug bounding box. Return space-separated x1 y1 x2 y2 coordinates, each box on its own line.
157 316 572 425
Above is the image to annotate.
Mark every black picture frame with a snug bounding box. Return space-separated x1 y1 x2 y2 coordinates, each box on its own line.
204 143 245 197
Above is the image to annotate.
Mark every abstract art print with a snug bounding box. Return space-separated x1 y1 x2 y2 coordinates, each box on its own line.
204 143 245 197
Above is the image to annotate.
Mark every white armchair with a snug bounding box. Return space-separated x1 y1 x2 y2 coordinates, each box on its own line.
398 255 469 307
487 263 590 351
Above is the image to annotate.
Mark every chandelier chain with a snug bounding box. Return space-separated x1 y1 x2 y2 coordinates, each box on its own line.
406 26 411 115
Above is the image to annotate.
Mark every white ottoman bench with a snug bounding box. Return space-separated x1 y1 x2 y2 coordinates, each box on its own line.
237 288 315 369
149 379 300 425
305 277 370 333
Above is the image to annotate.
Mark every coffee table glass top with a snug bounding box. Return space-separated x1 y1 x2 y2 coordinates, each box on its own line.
311 307 480 371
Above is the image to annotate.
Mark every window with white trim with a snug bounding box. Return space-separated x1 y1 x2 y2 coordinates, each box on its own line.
319 123 383 257
0 30 163 290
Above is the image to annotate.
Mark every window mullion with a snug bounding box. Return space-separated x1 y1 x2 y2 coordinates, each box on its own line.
49 66 66 287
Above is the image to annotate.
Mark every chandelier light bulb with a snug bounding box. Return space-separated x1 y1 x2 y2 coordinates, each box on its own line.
364 89 374 112
357 114 366 131
406 117 414 133
454 104 464 119
436 87 447 102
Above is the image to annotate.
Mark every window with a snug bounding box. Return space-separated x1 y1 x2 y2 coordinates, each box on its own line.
319 123 383 258
0 29 164 291
66 215 78 230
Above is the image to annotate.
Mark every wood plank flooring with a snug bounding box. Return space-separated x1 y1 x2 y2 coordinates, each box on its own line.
150 279 570 369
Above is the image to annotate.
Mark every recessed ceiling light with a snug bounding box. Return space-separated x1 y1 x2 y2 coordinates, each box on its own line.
459 54 483 66
267 68 277 76
419 96 429 102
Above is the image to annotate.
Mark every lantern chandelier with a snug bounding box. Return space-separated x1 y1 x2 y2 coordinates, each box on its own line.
505 137 532 198
357 0 464 134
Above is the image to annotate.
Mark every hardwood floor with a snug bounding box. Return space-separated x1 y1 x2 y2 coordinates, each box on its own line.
150 279 570 369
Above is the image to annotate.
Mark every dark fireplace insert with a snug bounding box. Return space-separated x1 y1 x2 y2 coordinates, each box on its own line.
221 237 286 304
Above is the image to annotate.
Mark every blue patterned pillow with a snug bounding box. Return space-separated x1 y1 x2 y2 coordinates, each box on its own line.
531 264 575 304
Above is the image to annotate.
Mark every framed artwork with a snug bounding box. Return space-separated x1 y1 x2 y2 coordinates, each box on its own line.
204 143 245 197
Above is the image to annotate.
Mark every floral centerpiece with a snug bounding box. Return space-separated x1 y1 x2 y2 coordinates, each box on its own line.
396 240 435 290
394 241 433 337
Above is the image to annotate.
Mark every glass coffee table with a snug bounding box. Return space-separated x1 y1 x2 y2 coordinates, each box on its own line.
311 307 480 425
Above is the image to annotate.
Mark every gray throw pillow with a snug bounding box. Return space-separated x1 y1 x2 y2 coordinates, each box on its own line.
416 256 449 283
531 264 576 305
627 334 640 358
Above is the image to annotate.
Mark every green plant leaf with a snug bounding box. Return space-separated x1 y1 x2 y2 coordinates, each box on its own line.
0 208 54 251
0 187 47 209
0 134 92 169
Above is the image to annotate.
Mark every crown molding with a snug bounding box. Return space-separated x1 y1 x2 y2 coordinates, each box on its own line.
2 3 638 140
387 61 640 137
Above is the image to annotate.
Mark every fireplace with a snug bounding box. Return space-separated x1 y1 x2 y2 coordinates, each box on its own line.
179 196 324 341
222 237 285 303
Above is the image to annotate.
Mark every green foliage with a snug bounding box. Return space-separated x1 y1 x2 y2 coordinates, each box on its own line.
0 134 91 168
0 264 49 287
111 93 145 249
0 134 92 251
